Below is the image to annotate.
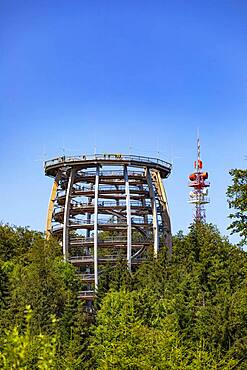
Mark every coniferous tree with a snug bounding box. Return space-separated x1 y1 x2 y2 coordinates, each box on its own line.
0 216 247 368
227 169 247 246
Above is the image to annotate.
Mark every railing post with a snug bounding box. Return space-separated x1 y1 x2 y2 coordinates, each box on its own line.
146 168 159 257
63 168 75 261
94 165 100 291
124 165 132 271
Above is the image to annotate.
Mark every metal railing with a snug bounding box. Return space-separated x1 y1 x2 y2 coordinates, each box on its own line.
69 255 148 266
70 255 94 261
45 154 172 170
69 235 151 244
69 255 120 262
57 190 66 197
51 217 154 232
68 217 152 226
78 290 95 297
73 184 91 191
52 224 63 232
78 274 95 280
76 169 145 177
53 200 152 214
73 184 149 192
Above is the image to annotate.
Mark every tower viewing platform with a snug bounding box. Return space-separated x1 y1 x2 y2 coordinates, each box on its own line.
44 153 172 300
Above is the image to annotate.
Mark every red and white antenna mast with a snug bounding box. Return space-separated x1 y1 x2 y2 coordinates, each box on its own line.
188 136 210 222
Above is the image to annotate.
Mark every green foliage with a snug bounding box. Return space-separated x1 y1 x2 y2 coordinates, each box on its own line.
227 169 247 246
0 224 41 262
2 236 79 333
0 221 247 368
0 305 57 369
90 223 247 369
0 224 88 369
90 289 186 369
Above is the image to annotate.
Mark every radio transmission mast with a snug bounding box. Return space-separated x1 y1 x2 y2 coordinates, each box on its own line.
188 137 210 222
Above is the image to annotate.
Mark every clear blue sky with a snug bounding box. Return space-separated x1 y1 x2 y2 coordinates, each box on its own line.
0 0 246 243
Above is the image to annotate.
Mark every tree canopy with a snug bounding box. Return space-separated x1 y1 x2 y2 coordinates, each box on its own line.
0 225 88 369
227 169 247 246
0 221 246 369
91 223 247 369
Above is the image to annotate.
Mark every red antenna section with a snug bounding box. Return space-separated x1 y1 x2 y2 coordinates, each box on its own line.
188 137 210 222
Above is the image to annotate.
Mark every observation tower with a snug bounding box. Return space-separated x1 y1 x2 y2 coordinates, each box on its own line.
188 138 210 222
44 153 172 300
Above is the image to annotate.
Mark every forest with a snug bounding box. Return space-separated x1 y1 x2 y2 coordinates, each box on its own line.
0 169 246 369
